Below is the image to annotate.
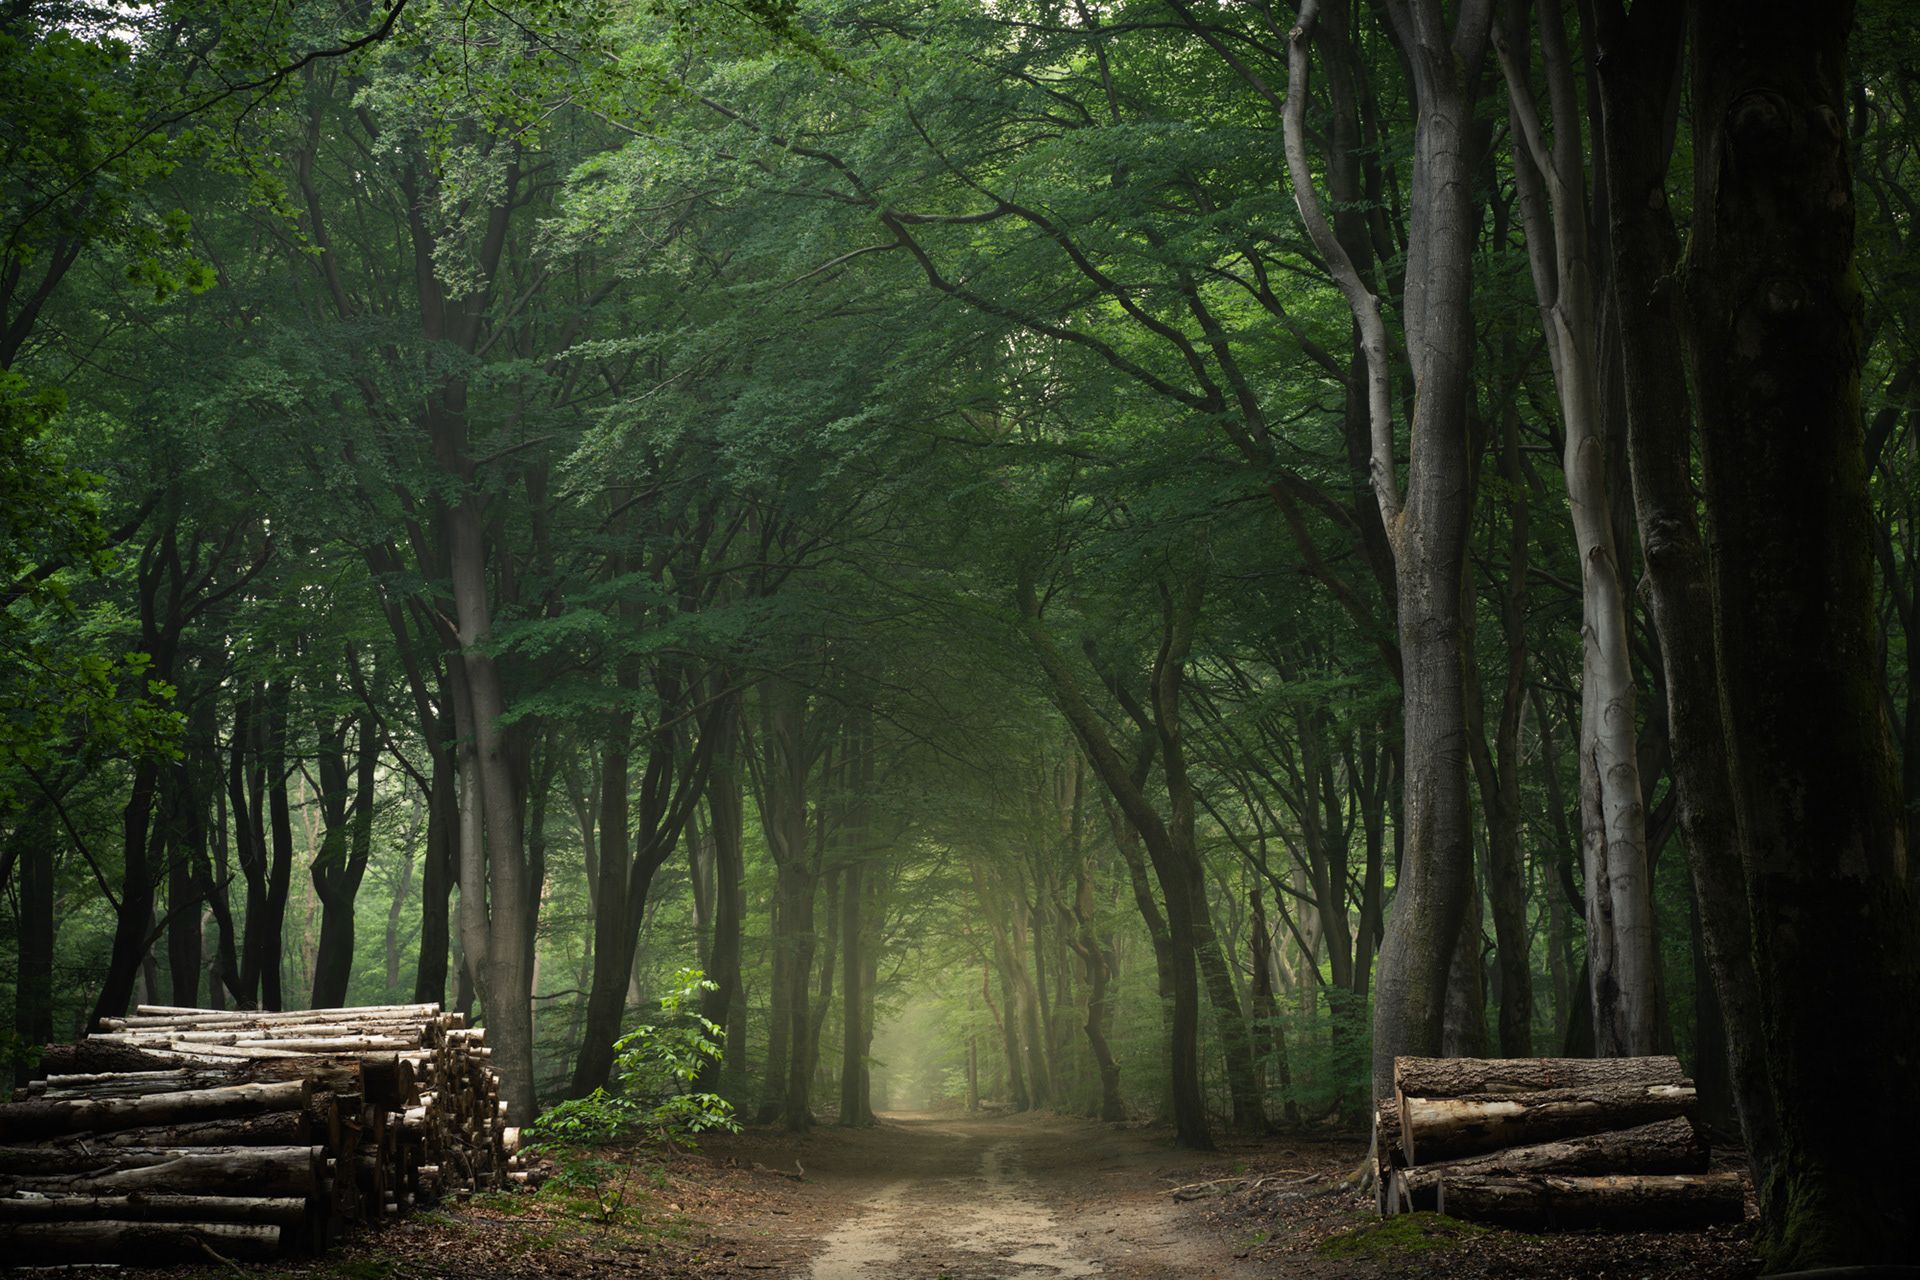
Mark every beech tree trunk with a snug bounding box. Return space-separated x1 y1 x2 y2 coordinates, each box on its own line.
698 694 746 1094
412 751 455 1006
1496 0 1658 1058
13 812 53 1087
1016 577 1216 1148
1678 0 1920 1265
310 708 379 1009
1284 0 1495 1104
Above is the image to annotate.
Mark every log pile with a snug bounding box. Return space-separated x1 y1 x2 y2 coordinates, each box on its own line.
1375 1056 1743 1230
1 1003 532 1264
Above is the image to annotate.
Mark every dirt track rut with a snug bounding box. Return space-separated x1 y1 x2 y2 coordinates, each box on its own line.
702 1111 1257 1280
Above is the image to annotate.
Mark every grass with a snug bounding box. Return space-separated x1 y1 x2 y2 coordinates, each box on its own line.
1316 1212 1491 1260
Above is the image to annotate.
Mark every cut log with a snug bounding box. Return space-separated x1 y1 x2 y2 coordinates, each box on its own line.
39 1042 221 1076
126 1002 442 1025
0 1145 324 1197
22 1001 510 1248
359 1054 411 1108
31 1069 240 1100
1434 1171 1745 1229
0 1218 285 1263
93 1033 416 1053
1375 1099 1403 1213
0 1193 308 1228
1399 1084 1695 1164
61 1110 309 1148
0 1080 308 1141
1394 1056 1686 1098
1393 1117 1709 1209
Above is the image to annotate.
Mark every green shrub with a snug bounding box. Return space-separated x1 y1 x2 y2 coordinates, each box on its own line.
528 968 740 1150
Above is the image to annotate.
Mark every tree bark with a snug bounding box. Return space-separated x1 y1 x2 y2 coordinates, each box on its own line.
1678 0 1920 1265
1395 1054 1685 1097
1593 0 1782 1239
698 692 746 1094
0 1081 309 1142
310 708 380 1009
1436 1171 1743 1230
1496 0 1659 1058
1399 1083 1696 1164
1394 1116 1707 1208
1283 0 1495 1104
13 813 53 1086
0 1220 285 1264
0 1145 322 1197
0 1195 306 1227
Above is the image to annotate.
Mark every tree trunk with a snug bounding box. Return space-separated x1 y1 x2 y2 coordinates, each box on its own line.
1339 3 1493 1104
1440 893 1487 1059
384 828 415 997
1678 0 1920 1265
310 710 379 1009
1072 858 1123 1122
1594 0 1782 1222
780 865 819 1131
259 684 296 1013
983 957 1027 1110
443 512 537 1122
92 759 163 1027
573 702 639 1097
839 861 870 1127
13 815 54 1086
806 868 840 1098
698 698 746 1094
165 752 202 1011
1496 0 1658 1057
1016 586 1210 1146
413 725 456 1006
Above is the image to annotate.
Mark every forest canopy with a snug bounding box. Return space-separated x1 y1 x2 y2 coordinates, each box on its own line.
2 0 1916 1271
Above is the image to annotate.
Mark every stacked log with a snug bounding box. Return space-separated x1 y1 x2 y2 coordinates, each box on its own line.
1376 1056 1743 1230
1 1003 532 1264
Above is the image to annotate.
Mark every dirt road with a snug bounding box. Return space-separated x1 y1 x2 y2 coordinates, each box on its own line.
698 1110 1263 1279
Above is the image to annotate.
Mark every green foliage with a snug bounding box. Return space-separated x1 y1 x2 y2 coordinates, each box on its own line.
0 377 181 804
528 969 738 1149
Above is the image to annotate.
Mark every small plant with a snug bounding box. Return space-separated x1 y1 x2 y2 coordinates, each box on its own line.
527 968 740 1153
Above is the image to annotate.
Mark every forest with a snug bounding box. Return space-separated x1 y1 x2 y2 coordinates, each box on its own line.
1 0 1916 1274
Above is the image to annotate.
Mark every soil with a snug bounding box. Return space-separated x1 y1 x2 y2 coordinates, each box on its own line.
22 1109 1761 1278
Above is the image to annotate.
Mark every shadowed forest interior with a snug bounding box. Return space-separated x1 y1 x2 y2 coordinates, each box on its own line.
2 0 1917 1274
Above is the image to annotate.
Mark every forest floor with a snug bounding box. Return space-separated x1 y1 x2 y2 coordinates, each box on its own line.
49 1109 1760 1279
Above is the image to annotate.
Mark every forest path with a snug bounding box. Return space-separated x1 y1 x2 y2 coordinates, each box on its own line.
699 1110 1265 1279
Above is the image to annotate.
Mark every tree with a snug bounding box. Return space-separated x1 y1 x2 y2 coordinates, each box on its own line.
1676 0 1920 1264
